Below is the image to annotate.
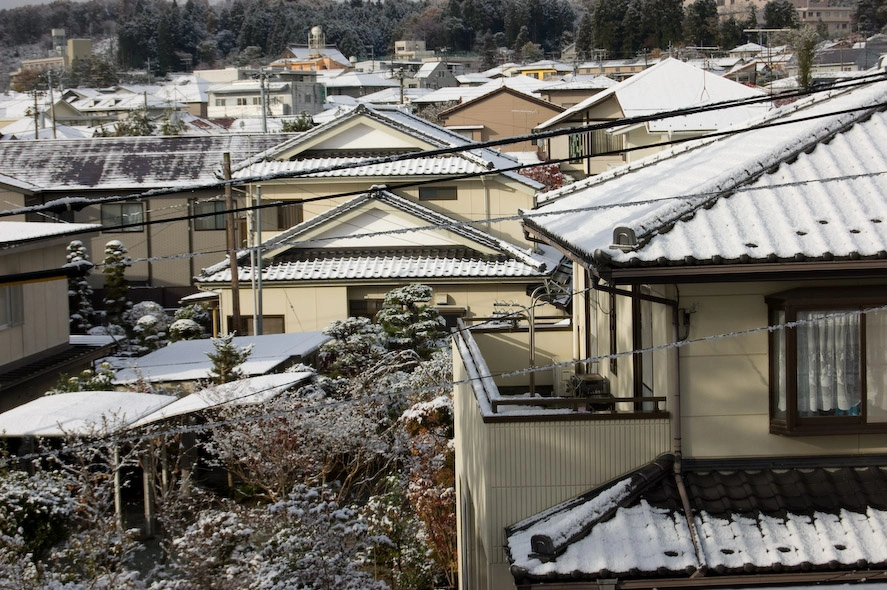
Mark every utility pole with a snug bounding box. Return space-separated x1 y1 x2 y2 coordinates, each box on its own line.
48 70 57 139
259 69 267 133
223 152 243 334
32 90 39 139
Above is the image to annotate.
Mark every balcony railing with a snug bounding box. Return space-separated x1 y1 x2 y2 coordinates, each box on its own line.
455 318 668 420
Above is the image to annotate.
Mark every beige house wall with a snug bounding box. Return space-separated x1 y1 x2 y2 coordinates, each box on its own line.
252 176 535 247
440 94 562 153
220 284 349 334
218 281 563 335
676 279 887 458
74 189 229 293
0 243 69 368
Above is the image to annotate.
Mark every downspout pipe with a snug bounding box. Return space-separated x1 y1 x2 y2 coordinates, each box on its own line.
589 277 705 572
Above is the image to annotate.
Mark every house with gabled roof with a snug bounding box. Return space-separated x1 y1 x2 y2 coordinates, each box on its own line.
454 77 887 589
415 61 459 90
227 103 544 247
536 57 770 178
438 86 564 153
197 189 565 334
0 134 296 306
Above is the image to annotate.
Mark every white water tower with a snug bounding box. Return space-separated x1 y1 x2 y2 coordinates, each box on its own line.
308 26 325 57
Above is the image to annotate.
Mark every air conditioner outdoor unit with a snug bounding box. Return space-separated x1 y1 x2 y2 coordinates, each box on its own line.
553 364 574 397
571 373 613 411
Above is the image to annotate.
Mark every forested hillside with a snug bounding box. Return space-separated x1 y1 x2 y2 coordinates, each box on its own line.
0 0 880 83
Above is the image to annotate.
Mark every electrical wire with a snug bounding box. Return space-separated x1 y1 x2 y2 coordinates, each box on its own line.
5 302 885 466
3 72 885 227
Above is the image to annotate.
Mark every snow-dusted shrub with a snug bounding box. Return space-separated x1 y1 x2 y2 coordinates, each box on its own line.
203 381 392 502
362 476 436 590
168 318 203 342
102 240 132 329
250 485 389 590
152 488 388 590
0 469 77 560
125 301 170 354
169 304 211 341
48 361 115 395
375 284 447 359
206 332 253 385
318 316 385 377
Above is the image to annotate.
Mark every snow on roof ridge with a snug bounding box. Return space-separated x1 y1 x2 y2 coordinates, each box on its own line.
536 79 879 208
626 81 887 246
200 188 549 276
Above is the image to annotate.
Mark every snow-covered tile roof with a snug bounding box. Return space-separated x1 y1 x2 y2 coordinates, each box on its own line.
536 57 767 131
198 189 560 284
411 75 549 105
130 372 313 427
0 391 177 437
201 251 556 283
323 71 399 89
113 332 330 385
230 155 491 179
525 78 887 270
507 455 887 584
0 135 294 192
540 74 617 91
230 103 541 190
357 87 434 104
0 221 100 245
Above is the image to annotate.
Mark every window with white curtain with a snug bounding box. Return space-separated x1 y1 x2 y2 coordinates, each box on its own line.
767 287 887 435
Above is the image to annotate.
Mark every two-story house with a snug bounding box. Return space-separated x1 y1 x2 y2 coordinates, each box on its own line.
455 77 887 588
536 58 770 179
193 103 568 334
0 134 296 306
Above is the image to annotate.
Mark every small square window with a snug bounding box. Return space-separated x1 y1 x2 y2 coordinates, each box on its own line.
102 203 144 232
215 98 225 106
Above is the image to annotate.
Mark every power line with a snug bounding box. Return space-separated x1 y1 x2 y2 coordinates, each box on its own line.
3 72 885 226
5 303 885 465
4 79 887 251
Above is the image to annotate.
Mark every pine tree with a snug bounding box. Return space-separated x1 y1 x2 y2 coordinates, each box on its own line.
101 240 131 329
206 332 253 384
66 240 95 334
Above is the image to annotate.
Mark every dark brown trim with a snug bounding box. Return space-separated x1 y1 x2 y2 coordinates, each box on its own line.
605 259 887 284
516 569 887 589
481 410 669 424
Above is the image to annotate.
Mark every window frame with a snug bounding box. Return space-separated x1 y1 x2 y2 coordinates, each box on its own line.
0 284 23 330
193 200 227 231
101 202 144 232
418 186 458 201
766 286 887 436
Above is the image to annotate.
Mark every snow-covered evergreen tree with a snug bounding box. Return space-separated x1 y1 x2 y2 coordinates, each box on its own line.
101 240 131 330
124 300 170 354
66 240 95 334
205 332 253 384
375 284 447 359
